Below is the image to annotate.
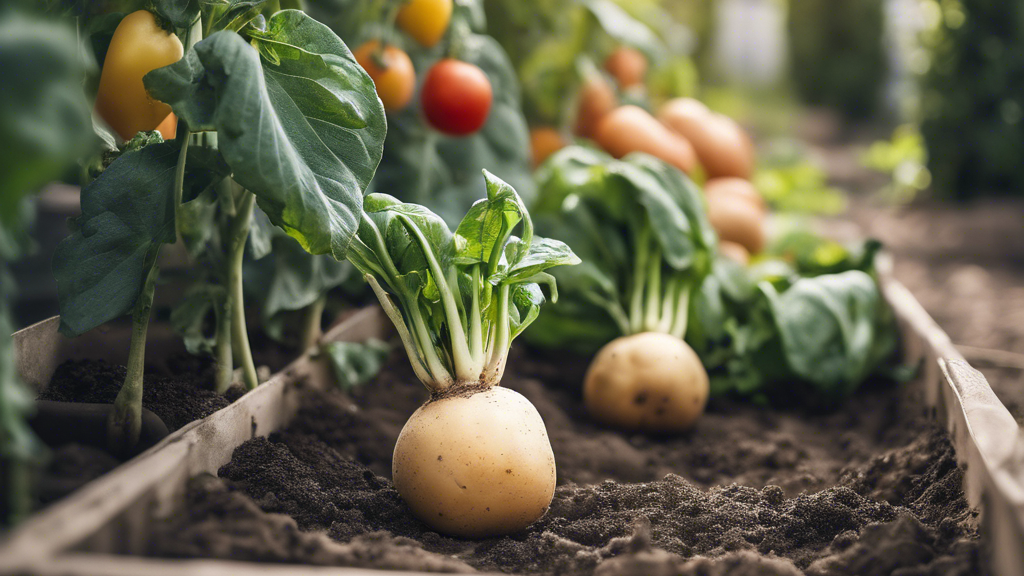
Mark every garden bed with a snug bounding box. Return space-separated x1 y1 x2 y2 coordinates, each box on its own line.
2 270 1022 576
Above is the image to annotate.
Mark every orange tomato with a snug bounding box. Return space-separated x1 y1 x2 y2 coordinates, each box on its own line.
353 41 416 112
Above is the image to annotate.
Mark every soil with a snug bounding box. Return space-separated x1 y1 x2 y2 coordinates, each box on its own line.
30 356 242 511
150 349 984 575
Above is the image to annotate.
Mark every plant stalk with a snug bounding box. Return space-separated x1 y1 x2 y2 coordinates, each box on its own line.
213 288 234 394
172 131 190 243
300 293 327 351
628 226 650 334
106 255 159 455
227 189 259 390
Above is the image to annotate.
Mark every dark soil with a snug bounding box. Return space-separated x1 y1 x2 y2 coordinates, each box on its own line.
150 349 984 575
31 356 242 510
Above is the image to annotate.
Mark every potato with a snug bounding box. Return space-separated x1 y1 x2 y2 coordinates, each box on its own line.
658 98 755 179
594 105 698 174
718 240 750 265
584 332 709 432
706 191 766 255
574 75 617 138
392 386 556 538
704 177 766 214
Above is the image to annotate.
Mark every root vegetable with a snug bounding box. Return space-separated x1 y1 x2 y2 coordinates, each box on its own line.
574 75 617 138
706 191 766 255
718 241 751 265
704 177 766 214
584 332 709 432
393 386 556 538
347 172 580 538
604 46 647 88
658 98 755 179
595 105 698 174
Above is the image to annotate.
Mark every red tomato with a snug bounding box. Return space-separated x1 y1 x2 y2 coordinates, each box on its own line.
421 59 493 136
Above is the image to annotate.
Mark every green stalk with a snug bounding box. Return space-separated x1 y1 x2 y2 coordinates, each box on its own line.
669 284 692 339
469 265 484 364
213 288 233 394
365 275 441 388
659 276 681 333
3 459 31 526
107 254 159 455
300 293 327 351
628 225 651 334
483 283 511 383
397 215 476 382
172 130 190 243
227 189 259 390
643 244 662 332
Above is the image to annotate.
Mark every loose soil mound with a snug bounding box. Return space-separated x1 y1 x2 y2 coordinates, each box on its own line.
151 349 984 575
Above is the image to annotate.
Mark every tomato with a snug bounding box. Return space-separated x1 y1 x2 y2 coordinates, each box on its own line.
155 113 177 140
353 41 416 112
594 105 698 174
530 127 567 168
94 11 183 141
421 59 492 136
658 98 755 179
604 46 647 88
397 0 452 48
573 75 616 138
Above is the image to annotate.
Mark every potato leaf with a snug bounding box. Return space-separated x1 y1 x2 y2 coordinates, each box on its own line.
53 142 228 337
145 11 386 259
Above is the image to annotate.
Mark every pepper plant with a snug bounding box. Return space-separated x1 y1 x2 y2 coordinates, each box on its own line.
53 2 386 453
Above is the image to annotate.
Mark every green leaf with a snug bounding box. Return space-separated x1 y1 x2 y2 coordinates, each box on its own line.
496 237 580 284
371 33 533 227
762 271 881 397
323 338 390 391
0 12 94 226
580 0 664 59
453 170 532 268
0 268 44 464
153 0 201 29
146 11 386 259
53 142 224 336
170 282 225 355
244 230 354 341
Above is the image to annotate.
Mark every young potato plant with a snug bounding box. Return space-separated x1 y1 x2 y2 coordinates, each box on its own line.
53 4 386 454
0 8 95 524
687 233 898 406
346 171 579 538
528 146 718 432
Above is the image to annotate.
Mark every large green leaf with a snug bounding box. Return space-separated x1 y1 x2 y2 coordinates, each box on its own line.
453 171 532 268
244 230 354 341
145 11 386 259
0 11 94 226
371 34 533 227
53 142 227 336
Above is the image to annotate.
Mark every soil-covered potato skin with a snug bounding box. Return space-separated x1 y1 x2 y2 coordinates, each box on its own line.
151 348 985 575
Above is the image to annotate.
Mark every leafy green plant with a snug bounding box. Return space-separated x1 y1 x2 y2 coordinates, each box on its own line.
346 170 578 537
348 170 579 388
526 146 716 353
753 140 847 215
323 338 390 391
862 125 931 204
53 4 386 453
0 7 95 525
687 238 897 406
